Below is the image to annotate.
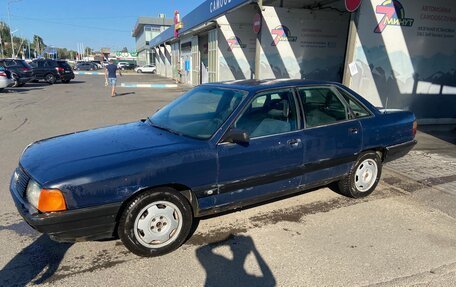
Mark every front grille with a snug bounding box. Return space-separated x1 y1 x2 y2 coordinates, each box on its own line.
15 166 30 196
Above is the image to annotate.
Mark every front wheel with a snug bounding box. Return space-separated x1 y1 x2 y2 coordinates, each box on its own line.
118 188 193 257
137 69 142 73
337 151 382 198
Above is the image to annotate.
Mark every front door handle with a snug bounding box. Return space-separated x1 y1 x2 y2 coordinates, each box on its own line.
287 138 302 147
349 127 359 134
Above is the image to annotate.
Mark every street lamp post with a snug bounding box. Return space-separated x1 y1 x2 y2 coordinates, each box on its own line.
7 0 22 58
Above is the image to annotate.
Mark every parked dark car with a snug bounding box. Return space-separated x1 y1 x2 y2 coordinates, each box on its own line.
30 59 75 84
10 80 417 257
75 62 99 71
0 58 34 87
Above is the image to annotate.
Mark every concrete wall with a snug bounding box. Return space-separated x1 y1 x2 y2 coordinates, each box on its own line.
348 0 456 121
217 5 257 81
259 6 350 82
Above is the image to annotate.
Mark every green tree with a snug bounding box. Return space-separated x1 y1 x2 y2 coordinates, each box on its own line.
33 35 46 56
84 46 93 56
0 21 12 57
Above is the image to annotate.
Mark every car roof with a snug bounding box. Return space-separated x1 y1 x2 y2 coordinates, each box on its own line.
202 79 341 92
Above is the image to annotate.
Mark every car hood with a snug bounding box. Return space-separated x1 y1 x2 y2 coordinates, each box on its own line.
20 120 191 185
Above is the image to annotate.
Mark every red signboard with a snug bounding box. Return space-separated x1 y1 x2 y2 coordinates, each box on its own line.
345 0 362 12
174 10 181 38
253 13 261 34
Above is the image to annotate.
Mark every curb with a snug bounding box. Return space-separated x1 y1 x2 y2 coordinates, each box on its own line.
74 71 104 75
120 83 178 88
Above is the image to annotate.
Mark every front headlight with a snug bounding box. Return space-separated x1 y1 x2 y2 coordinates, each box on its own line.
26 179 41 209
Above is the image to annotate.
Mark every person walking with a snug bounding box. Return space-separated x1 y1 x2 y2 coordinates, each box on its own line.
105 59 122 97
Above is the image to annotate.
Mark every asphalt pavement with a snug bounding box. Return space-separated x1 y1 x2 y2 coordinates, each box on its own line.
0 75 455 287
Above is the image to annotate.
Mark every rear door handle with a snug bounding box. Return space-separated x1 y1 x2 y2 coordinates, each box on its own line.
287 138 302 146
349 128 359 134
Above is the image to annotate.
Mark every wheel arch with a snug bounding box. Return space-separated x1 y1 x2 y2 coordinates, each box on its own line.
114 183 199 235
361 147 387 162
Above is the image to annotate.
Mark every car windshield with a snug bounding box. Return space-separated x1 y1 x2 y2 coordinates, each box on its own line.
149 86 248 140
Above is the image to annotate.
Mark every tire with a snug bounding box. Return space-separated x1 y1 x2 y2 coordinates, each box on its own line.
137 69 142 73
17 82 26 87
0 88 4 93
45 73 56 84
118 188 193 257
337 151 382 198
62 79 70 84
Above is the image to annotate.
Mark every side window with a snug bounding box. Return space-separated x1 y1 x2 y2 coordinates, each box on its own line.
5 60 14 67
298 87 348 128
337 88 371 119
234 89 298 138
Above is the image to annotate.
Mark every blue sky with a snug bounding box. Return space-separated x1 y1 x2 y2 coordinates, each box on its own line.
0 0 205 52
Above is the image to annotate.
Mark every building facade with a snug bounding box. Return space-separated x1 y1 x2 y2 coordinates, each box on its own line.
150 0 456 123
132 15 174 66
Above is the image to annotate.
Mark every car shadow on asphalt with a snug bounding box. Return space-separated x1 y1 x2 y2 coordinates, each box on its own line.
196 234 276 287
3 87 45 93
0 235 72 286
62 80 86 84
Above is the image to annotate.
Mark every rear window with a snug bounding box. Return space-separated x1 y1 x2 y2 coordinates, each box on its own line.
57 61 71 68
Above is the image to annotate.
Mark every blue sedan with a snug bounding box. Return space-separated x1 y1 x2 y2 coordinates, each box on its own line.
10 79 416 256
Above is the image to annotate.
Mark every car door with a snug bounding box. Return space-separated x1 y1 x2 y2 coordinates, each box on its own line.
34 61 46 78
216 88 304 206
296 86 363 186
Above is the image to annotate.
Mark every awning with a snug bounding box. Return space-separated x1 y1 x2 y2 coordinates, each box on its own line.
149 0 254 47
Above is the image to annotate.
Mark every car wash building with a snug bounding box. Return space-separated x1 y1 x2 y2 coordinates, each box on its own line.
149 0 456 123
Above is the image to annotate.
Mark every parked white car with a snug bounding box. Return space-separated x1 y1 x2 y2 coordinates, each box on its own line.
117 62 129 70
0 68 14 92
135 65 157 73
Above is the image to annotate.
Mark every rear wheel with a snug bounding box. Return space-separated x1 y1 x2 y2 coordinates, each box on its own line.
118 188 193 257
337 151 382 198
45 73 56 84
62 79 71 83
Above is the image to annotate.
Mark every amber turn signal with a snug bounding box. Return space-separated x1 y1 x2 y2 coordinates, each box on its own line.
38 189 67 212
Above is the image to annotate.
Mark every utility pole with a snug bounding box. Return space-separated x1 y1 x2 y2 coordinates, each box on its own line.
7 0 22 58
254 0 263 80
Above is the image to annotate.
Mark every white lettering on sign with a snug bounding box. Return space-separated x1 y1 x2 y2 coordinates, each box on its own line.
210 0 232 14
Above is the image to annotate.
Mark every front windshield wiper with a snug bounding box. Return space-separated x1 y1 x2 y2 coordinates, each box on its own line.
147 118 183 136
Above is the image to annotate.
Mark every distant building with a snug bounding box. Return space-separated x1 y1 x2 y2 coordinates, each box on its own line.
132 15 173 66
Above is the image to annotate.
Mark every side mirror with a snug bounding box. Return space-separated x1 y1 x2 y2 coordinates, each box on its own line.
223 128 250 145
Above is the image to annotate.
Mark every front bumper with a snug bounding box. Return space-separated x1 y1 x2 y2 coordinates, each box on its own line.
10 180 121 242
384 139 417 163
